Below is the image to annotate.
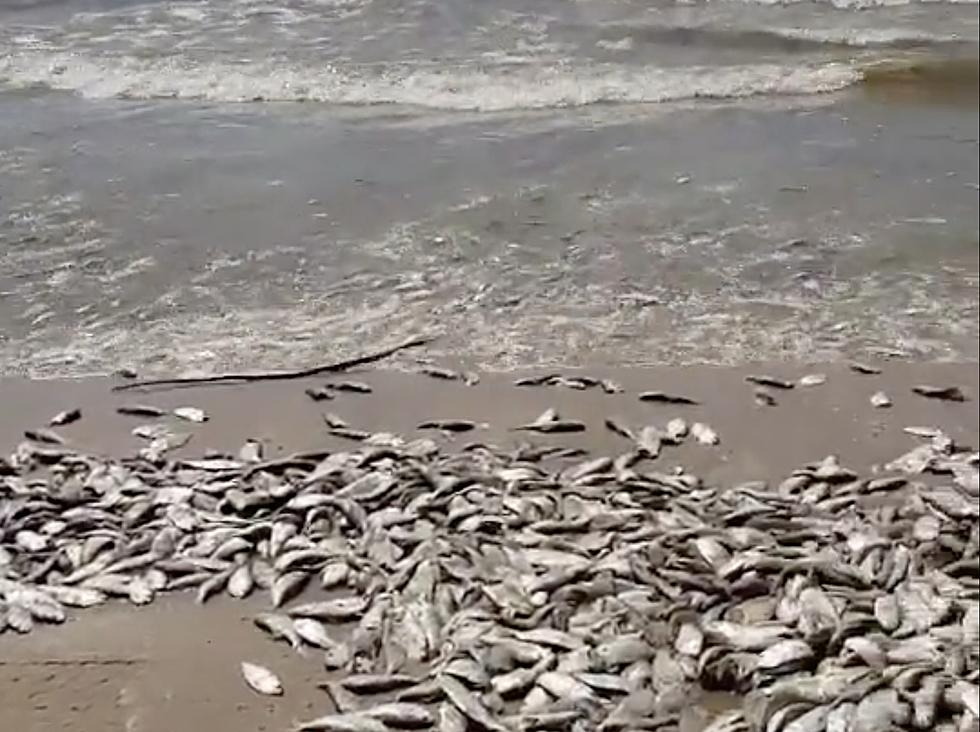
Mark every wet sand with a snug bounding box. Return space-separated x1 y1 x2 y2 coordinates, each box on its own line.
1 360 977 731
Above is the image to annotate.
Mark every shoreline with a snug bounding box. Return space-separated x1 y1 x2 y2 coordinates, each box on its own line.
2 360 976 484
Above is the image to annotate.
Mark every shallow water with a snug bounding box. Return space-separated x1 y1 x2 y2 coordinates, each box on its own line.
0 0 977 376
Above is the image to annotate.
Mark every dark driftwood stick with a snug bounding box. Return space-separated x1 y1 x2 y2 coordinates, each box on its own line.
111 336 434 392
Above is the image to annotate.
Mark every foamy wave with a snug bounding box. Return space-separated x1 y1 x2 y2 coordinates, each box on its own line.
0 53 861 110
765 26 967 47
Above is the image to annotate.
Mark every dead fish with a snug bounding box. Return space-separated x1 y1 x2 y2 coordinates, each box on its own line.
227 563 254 599
241 661 283 696
636 426 661 457
239 440 263 463
514 374 560 387
665 418 688 443
329 427 371 442
293 617 336 649
306 387 335 402
437 703 468 732
702 621 790 651
418 420 477 433
757 639 813 674
517 414 586 434
439 675 509 732
15 530 48 552
674 623 704 657
23 428 65 445
754 388 777 407
128 577 154 606
174 406 208 423
363 703 434 729
254 613 303 651
117 404 166 417
321 412 348 429
271 571 309 608
43 585 106 608
798 374 826 387
912 385 966 402
288 597 369 622
49 408 81 426
691 422 719 445
746 375 794 390
419 366 461 381
605 417 635 440
592 636 652 670
341 674 419 695
297 713 388 732
638 391 699 405
849 361 882 375
330 381 372 393
870 391 892 408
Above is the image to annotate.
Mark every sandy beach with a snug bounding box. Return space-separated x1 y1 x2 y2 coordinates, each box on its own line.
1 360 976 731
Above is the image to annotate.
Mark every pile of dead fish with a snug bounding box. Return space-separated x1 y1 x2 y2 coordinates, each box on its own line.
1 421 978 732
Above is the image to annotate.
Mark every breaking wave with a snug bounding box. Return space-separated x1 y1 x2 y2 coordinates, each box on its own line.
0 54 863 110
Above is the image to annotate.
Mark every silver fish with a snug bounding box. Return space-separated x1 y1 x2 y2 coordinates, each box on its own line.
241 661 283 696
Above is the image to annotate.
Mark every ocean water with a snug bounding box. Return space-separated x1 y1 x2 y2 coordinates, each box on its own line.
0 0 977 376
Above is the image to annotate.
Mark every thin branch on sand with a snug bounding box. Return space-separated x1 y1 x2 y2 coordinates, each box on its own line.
111 336 434 392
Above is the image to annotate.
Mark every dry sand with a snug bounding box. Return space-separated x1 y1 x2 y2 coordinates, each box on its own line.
1 360 977 731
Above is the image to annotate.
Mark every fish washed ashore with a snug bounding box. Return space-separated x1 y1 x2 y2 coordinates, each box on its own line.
1 362 978 731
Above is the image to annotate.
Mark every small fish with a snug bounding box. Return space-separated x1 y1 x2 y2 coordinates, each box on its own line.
227 563 254 599
638 391 698 405
49 408 81 426
754 388 777 407
418 420 477 433
691 422 719 445
306 386 334 401
440 675 509 732
518 420 586 434
296 713 388 732
419 366 461 381
340 674 419 695
16 530 48 552
115 367 138 379
254 613 303 651
117 404 166 417
600 379 623 394
362 703 434 728
635 426 661 458
798 373 826 387
241 662 283 696
293 617 335 649
288 597 369 622
870 391 892 408
320 412 348 429
604 417 635 440
912 385 966 402
271 571 309 608
665 418 688 443
174 406 208 423
849 361 882 375
330 380 372 393
23 428 65 445
328 427 370 442
514 374 560 387
745 375 794 390
238 439 263 463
